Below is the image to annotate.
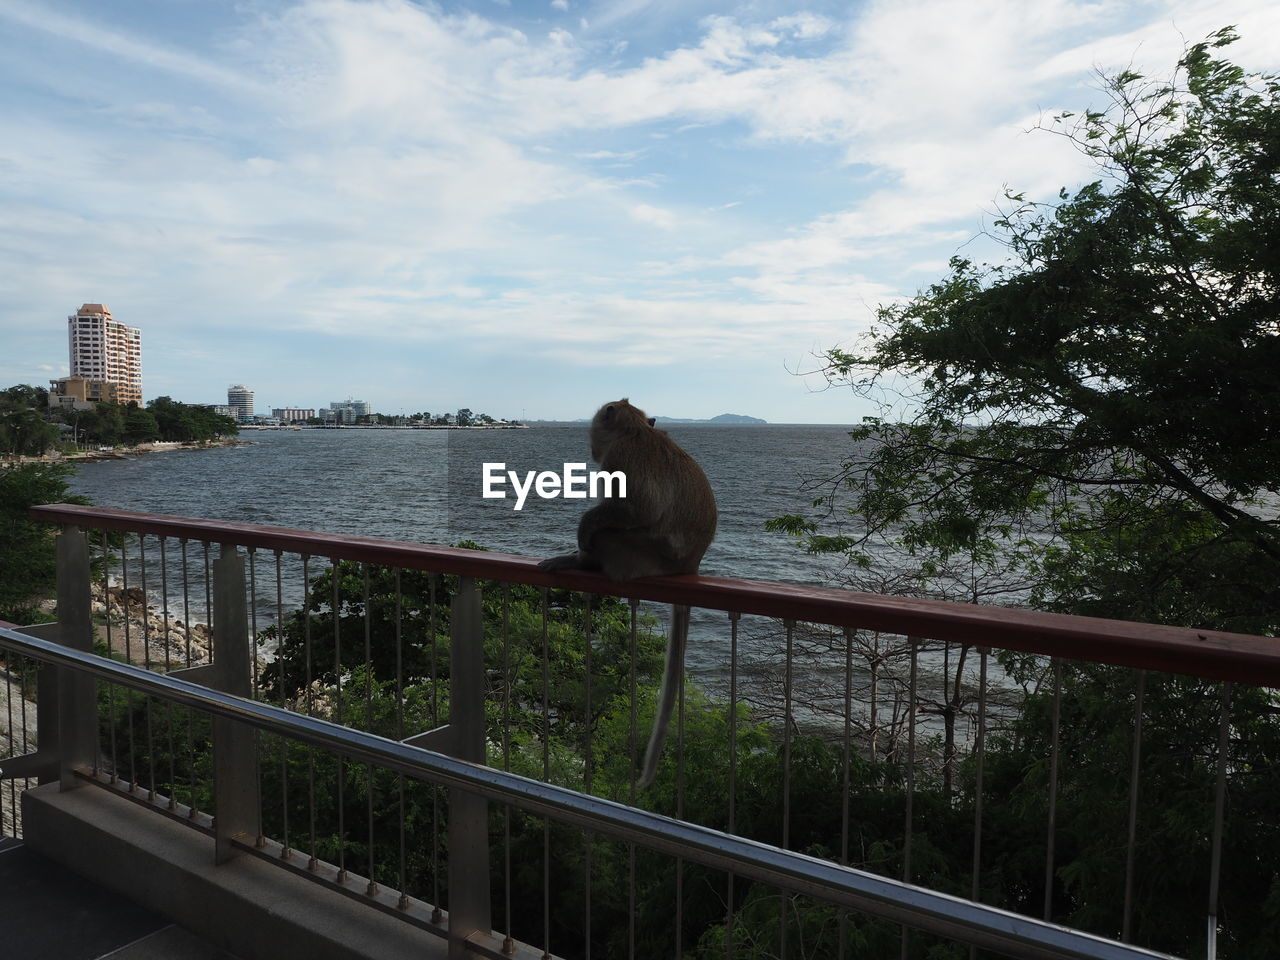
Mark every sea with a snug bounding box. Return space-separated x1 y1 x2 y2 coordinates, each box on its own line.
66 424 858 587
64 423 982 733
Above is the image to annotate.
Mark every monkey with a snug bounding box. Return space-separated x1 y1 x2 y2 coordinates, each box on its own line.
539 399 717 788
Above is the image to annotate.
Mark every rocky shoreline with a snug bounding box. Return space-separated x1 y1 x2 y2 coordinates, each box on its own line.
3 436 246 466
92 581 216 667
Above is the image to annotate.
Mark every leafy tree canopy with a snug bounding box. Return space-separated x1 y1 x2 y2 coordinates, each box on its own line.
775 30 1280 634
0 462 88 622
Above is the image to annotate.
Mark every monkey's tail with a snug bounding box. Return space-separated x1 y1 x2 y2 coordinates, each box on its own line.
638 604 690 789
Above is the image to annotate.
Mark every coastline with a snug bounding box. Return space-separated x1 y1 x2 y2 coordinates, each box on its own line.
3 436 247 465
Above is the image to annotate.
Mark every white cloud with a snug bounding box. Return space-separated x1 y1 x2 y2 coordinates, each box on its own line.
630 203 679 230
2 0 1277 420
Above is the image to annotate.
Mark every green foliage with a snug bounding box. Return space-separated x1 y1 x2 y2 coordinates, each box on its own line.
782 31 1279 635
0 462 87 622
146 396 238 442
122 406 160 444
0 385 60 456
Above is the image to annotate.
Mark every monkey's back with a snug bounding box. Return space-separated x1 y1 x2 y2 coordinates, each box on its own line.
607 424 717 573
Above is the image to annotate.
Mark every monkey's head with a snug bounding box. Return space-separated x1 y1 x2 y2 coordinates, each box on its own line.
589 398 654 461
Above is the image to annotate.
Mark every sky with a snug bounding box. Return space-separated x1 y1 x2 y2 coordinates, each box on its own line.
1 1 1276 423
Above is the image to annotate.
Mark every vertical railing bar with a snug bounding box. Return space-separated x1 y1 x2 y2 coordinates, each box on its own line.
201 539 213 818
3 643 15 833
180 539 193 667
726 610 739 960
182 540 197 814
1122 669 1146 943
1044 657 1062 921
121 534 137 792
202 541 213 655
542 587 553 960
304 554 318 871
675 618 686 960
429 573 442 923
627 597 639 960
160 537 177 810
943 639 952 793
969 647 989 960
581 591 593 960
395 568 409 909
900 636 918 960
248 548 265 847
363 564 378 896
501 583 515 955
333 558 347 883
1207 682 1232 960
103 530 119 785
275 550 290 859
248 549 260 696
839 626 854 960
138 534 157 801
781 618 795 960
869 631 880 760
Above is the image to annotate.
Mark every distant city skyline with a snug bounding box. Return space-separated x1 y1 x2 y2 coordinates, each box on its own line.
2 2 1277 422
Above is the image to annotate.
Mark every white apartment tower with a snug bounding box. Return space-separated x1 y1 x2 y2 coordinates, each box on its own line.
227 384 255 421
67 303 142 406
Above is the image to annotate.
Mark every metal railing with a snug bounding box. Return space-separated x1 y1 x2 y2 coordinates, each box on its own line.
4 503 1277 959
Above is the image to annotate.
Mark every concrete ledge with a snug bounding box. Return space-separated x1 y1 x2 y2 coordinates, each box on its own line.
22 783 448 960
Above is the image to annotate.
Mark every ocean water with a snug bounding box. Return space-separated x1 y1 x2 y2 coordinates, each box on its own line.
66 424 859 586
63 423 976 728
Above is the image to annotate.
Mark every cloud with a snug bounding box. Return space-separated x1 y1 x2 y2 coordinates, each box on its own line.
3 0 1277 422
0 0 263 96
630 203 679 230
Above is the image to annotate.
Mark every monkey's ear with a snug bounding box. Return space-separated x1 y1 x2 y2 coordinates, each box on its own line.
603 404 617 423
647 417 655 427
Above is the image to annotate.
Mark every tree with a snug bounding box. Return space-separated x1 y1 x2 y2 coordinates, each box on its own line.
775 30 1279 635
0 462 88 622
122 406 161 444
80 402 126 445
765 34 1280 957
0 385 59 456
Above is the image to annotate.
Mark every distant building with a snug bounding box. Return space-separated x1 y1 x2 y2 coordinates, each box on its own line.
67 303 142 406
227 385 254 422
48 375 120 410
271 408 315 422
208 405 235 418
327 401 373 424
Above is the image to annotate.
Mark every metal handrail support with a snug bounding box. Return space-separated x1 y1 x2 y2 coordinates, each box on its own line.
56 525 95 789
0 625 1180 960
211 545 260 863
0 621 60 783
0 529 95 791
447 577 493 956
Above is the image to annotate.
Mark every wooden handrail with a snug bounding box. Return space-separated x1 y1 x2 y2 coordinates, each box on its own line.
31 502 1280 686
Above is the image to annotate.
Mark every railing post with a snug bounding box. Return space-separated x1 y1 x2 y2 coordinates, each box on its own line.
56 525 95 789
448 577 491 957
211 544 259 863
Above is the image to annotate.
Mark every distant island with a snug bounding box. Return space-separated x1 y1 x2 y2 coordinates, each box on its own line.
533 413 767 426
654 413 767 424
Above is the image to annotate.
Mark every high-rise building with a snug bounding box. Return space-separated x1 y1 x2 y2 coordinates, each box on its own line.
328 399 372 423
272 408 315 422
67 304 142 406
227 385 255 421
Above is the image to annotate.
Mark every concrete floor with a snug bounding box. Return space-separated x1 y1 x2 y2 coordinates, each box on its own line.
0 837 241 960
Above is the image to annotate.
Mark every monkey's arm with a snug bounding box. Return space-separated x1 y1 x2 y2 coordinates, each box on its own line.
575 500 651 552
